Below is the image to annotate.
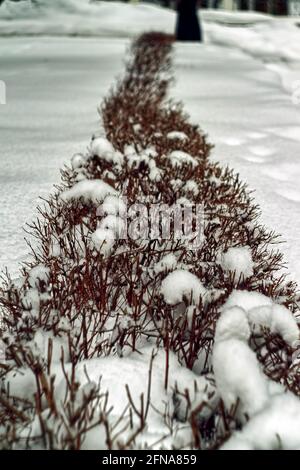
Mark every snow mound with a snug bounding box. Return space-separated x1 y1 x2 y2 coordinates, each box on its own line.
206 16 300 64
213 300 300 443
213 336 269 418
215 306 251 343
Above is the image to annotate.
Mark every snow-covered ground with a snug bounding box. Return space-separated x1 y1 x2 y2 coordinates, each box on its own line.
173 13 300 283
0 1 300 284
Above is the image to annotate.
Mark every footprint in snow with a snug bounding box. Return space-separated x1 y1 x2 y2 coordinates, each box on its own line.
248 145 275 158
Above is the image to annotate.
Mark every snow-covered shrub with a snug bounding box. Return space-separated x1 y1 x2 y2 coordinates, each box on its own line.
0 32 299 450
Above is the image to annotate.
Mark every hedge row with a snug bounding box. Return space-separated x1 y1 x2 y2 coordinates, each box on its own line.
0 33 299 450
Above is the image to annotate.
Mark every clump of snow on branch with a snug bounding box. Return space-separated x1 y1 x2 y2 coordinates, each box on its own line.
213 290 299 438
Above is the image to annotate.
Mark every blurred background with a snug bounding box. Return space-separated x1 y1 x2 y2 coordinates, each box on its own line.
0 0 298 16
